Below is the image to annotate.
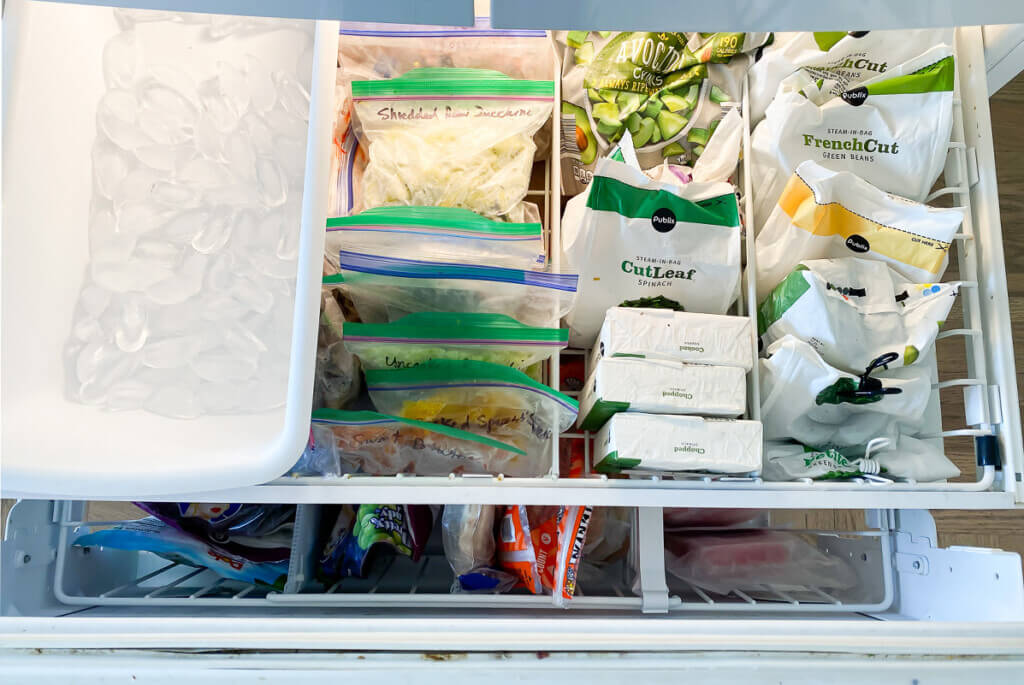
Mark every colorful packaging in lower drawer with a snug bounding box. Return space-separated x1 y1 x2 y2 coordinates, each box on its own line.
593 413 762 474
578 357 747 431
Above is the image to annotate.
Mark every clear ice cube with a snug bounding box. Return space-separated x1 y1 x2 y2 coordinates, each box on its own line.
106 379 154 410
97 89 150 150
93 142 132 199
140 83 199 129
150 180 201 208
145 252 209 305
192 115 225 160
191 208 234 254
116 201 172 236
91 259 175 293
135 143 191 172
191 351 257 383
217 61 251 116
138 109 192 146
273 70 310 118
255 157 287 208
225 131 257 182
159 209 207 243
245 54 276 113
103 31 140 89
177 157 231 187
114 296 149 352
142 334 204 368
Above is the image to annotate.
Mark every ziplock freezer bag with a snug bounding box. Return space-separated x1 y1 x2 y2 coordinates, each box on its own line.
755 160 963 301
366 359 578 469
310 408 528 476
758 258 960 374
350 68 554 219
561 155 741 346
442 505 518 593
314 281 361 410
556 31 770 194
747 29 954 125
664 529 858 596
333 19 553 216
763 436 960 482
74 517 289 589
338 251 577 328
749 45 954 230
343 312 568 372
759 335 932 448
326 206 545 272
319 504 435 581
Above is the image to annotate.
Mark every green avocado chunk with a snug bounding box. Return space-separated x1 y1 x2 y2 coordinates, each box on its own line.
657 109 688 140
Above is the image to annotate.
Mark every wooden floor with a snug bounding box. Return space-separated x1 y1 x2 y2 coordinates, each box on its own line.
5 77 1024 562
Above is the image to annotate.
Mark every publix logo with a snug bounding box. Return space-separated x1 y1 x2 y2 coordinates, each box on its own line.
651 208 676 232
845 234 870 253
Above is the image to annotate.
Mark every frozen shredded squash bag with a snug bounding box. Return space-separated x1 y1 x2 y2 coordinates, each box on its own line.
343 312 568 372
755 161 963 301
350 68 554 219
758 258 960 374
561 156 742 347
366 359 577 469
325 206 545 272
759 335 932 448
310 409 528 476
336 251 577 327
555 31 770 194
749 45 955 230
747 29 954 124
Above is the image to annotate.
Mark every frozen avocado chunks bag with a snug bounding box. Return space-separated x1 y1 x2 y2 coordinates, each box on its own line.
366 359 578 467
556 31 769 194
749 45 954 230
561 155 741 346
758 258 959 374
747 29 954 125
350 68 553 220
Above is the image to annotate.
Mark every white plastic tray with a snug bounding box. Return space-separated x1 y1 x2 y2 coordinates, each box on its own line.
1 2 337 497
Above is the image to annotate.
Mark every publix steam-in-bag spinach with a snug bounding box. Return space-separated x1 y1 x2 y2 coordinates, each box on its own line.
556 31 770 195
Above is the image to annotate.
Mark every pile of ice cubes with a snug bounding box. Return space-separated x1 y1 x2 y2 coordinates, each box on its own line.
65 9 313 418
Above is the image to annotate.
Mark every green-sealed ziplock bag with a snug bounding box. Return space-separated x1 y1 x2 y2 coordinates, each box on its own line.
366 359 578 468
310 408 530 477
336 251 577 328
342 312 568 372
350 67 554 219
325 206 546 272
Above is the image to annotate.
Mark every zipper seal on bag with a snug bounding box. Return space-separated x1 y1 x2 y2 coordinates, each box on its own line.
338 17 545 38
311 408 527 456
343 313 570 345
338 251 578 292
365 360 579 413
327 207 542 239
351 69 555 99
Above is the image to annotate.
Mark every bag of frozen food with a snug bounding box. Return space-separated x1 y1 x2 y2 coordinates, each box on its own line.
343 312 568 372
366 359 577 467
332 19 553 216
310 408 530 476
749 45 955 230
561 155 742 346
583 507 632 565
349 67 553 220
496 504 592 605
664 529 858 596
755 160 963 301
314 281 361 410
556 31 770 194
133 502 296 563
337 250 577 327
319 504 435 581
747 29 954 125
759 335 932 448
758 258 960 374
325 206 545 273
74 517 289 589
442 505 518 593
763 436 960 482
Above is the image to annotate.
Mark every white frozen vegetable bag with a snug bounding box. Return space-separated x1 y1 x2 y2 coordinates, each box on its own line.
562 156 742 347
759 335 932 448
747 29 953 124
350 68 553 220
755 160 963 301
763 436 960 482
749 45 954 230
758 258 959 374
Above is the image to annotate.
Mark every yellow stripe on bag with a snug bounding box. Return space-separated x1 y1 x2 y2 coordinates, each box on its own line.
777 174 951 276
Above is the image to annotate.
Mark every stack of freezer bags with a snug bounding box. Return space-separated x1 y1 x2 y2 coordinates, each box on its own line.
585 308 761 475
748 35 956 230
73 503 295 590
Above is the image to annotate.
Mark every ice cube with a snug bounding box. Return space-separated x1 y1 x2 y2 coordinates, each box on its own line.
191 208 233 254
135 143 192 172
159 209 207 243
225 131 257 182
204 183 256 206
116 201 171 236
80 284 113 318
222 319 268 364
114 296 149 352
273 71 310 119
150 180 201 208
72 317 105 343
102 31 139 89
93 142 132 199
97 89 150 151
244 247 297 280
206 251 235 291
115 167 161 206
234 378 286 412
200 294 245 320
217 61 251 116
192 115 224 160
140 83 199 129
199 79 240 133
240 113 275 156
91 259 174 293
145 252 209 305
89 206 135 262
150 301 204 336
144 383 202 419
138 109 192 146
262 108 307 139
255 157 287 208
106 379 154 410
245 54 276 113
274 135 307 186
176 157 231 187
76 342 113 385
276 216 300 260
230 275 274 314
134 240 184 270
191 351 257 383
143 65 201 111
142 334 204 368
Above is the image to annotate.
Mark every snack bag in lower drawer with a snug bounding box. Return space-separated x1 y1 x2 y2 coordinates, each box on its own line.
73 517 289 590
496 505 592 605
442 505 518 593
318 504 436 581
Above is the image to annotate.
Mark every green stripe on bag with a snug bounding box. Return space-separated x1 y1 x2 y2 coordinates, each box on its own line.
865 55 955 96
757 265 811 335
586 175 740 228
